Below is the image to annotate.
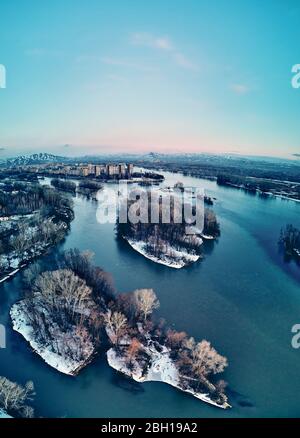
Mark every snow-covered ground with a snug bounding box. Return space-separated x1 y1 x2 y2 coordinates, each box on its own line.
10 301 95 376
107 338 231 410
126 238 201 269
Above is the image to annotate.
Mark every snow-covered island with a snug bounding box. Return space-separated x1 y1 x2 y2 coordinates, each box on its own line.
117 183 220 269
126 238 201 269
9 249 230 410
0 180 74 283
107 333 230 409
9 249 113 376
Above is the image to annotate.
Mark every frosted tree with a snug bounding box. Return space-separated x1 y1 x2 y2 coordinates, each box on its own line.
0 377 35 417
191 341 228 378
105 311 128 344
133 289 160 322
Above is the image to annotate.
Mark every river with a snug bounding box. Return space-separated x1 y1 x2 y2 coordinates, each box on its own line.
0 171 300 418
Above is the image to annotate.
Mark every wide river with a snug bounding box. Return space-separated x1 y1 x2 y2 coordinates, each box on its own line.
0 171 300 418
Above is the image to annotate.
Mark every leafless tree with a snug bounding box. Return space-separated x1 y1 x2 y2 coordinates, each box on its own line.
33 269 93 321
0 377 35 417
191 340 228 378
23 263 42 287
105 311 128 344
133 289 160 322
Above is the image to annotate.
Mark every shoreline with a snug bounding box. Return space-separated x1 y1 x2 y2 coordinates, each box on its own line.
10 301 95 376
107 344 230 410
126 237 201 269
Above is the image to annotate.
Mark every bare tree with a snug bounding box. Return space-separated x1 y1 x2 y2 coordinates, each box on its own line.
23 263 42 287
125 338 142 365
33 269 93 322
133 289 160 322
0 377 35 417
191 341 228 378
105 311 128 344
10 233 28 259
166 329 188 349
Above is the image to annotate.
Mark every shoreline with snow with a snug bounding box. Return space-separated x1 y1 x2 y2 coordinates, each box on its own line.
126 238 201 269
107 341 230 410
10 301 95 376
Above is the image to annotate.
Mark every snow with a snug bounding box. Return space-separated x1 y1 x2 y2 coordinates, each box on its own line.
10 301 95 376
107 339 231 410
0 408 12 418
126 238 200 269
201 234 215 240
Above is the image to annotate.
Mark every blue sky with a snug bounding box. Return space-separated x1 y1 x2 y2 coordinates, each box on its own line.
0 0 299 158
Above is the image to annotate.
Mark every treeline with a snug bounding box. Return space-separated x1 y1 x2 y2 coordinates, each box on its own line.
117 192 220 256
279 225 300 261
51 178 76 193
135 158 300 184
0 182 74 218
132 171 164 181
0 181 74 278
217 174 277 193
77 180 103 198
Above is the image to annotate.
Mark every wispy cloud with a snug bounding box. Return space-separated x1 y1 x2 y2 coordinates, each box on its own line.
101 56 156 72
130 32 199 71
172 53 198 71
230 83 250 95
130 33 173 51
25 48 63 57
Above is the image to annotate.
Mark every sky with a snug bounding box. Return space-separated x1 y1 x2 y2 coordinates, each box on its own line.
0 0 300 158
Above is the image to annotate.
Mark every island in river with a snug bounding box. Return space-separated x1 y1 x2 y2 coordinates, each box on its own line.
9 248 230 413
116 184 220 269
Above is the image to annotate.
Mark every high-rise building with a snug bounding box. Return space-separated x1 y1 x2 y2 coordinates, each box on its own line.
106 164 119 177
95 165 105 177
127 164 133 177
88 164 96 175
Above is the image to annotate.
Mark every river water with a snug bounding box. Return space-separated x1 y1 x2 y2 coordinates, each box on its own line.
0 171 300 418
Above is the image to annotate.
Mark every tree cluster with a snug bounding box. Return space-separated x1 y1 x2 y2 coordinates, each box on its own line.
0 376 35 418
51 178 76 194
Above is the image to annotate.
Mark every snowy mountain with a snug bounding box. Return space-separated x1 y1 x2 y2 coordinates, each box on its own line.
4 153 68 167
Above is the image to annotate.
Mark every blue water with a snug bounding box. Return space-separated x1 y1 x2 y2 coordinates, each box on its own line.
0 172 299 418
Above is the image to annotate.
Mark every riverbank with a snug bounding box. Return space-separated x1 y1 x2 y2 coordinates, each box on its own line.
107 337 230 410
126 238 201 269
10 301 95 376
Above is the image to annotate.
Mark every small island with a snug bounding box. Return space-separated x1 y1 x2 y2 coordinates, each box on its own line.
279 225 300 263
10 249 230 410
117 183 220 269
0 179 74 283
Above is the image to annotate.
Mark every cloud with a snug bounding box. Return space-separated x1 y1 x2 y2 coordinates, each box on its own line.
100 57 156 72
230 84 250 95
172 53 198 71
130 32 198 71
130 33 173 51
25 48 63 57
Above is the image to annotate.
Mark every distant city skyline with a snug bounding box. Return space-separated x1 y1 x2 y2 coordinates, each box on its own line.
0 0 300 159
